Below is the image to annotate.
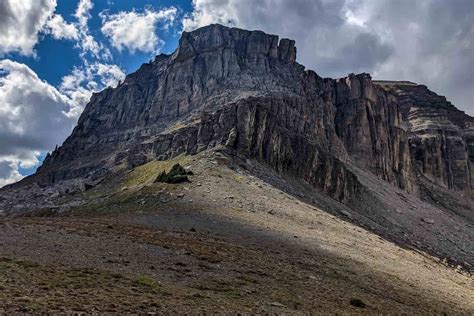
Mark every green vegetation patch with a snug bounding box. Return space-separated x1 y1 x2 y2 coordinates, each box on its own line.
123 155 193 188
155 163 193 184
137 275 157 287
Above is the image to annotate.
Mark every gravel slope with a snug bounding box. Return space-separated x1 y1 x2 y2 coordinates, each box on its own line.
1 152 472 314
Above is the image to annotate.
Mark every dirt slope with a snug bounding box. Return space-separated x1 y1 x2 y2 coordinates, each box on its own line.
1 151 472 314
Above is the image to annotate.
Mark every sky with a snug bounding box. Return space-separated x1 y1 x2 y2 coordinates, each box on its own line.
0 0 473 187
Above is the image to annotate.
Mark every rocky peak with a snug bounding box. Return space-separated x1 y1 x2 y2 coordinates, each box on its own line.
172 24 296 64
336 73 376 102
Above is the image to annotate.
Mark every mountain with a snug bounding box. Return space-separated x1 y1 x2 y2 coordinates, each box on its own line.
0 24 473 313
38 25 474 198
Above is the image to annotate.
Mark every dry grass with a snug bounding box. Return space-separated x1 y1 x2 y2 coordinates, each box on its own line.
123 155 193 188
0 258 182 313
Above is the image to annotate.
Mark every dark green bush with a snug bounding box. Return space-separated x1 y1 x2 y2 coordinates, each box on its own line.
155 164 193 184
350 298 366 308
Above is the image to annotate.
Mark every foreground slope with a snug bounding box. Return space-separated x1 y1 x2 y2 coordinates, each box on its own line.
1 151 473 313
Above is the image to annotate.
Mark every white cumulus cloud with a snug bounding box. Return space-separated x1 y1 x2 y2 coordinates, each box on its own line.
0 59 74 186
72 0 111 60
0 59 125 186
44 14 80 40
0 0 57 56
0 0 132 186
75 0 93 29
0 159 24 188
101 7 178 53
60 62 125 118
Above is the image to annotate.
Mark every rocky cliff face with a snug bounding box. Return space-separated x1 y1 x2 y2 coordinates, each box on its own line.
335 76 473 196
34 24 472 204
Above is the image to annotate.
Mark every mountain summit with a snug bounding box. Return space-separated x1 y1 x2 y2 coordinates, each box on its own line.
0 24 473 313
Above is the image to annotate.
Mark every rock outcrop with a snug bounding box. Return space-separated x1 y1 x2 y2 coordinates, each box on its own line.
1 24 473 266
335 76 473 196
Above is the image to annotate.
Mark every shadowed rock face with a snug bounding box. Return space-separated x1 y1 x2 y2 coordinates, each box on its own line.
336 76 473 195
2 24 473 268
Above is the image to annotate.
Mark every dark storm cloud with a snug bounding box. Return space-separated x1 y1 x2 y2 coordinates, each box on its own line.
184 0 473 114
0 1 15 30
0 160 13 179
316 32 393 76
344 0 474 114
183 0 394 77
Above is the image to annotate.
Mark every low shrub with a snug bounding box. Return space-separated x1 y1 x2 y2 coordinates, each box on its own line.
155 163 193 184
350 298 366 308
